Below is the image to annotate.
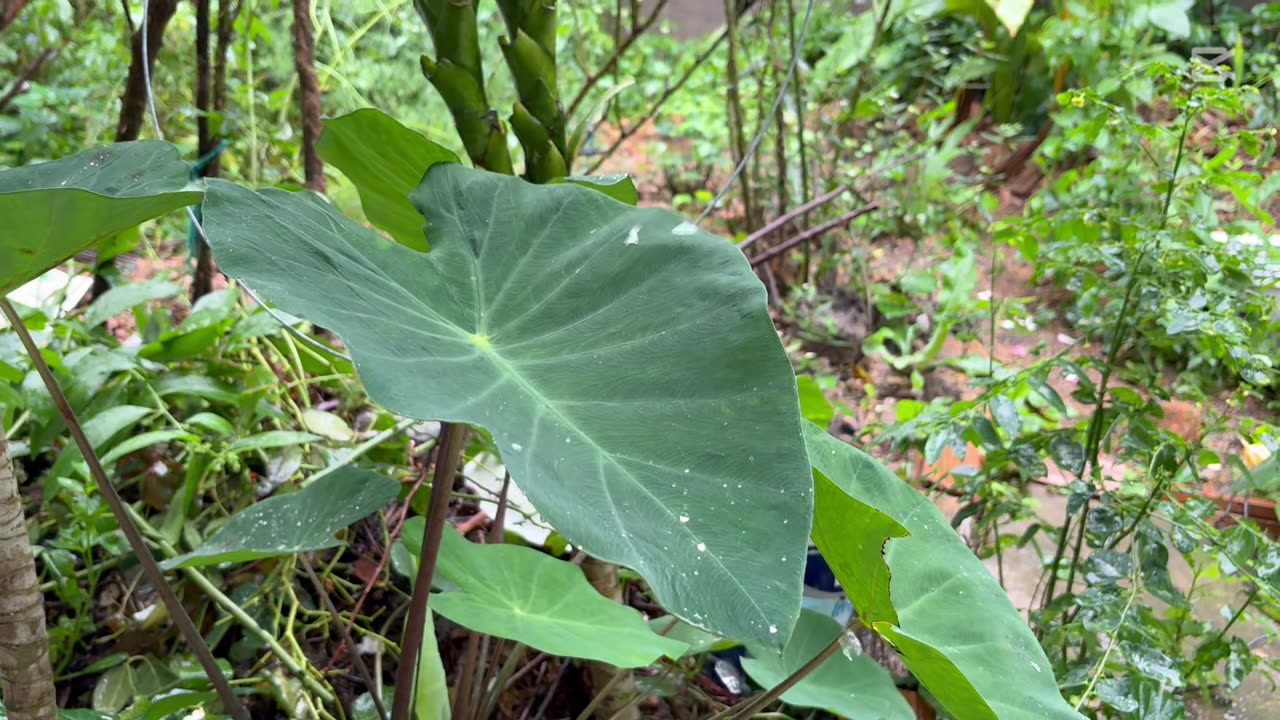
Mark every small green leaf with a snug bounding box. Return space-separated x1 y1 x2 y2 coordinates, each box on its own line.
403 520 688 667
300 408 356 442
162 468 400 569
318 108 459 251
0 142 202 294
741 611 913 720
990 395 1021 438
186 412 235 436
83 279 183 327
227 430 323 454
647 617 736 655
99 429 199 466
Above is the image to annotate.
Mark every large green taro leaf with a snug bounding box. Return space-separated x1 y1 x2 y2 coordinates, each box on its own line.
805 424 1081 720
741 610 913 720
402 518 688 667
317 109 458 252
0 141 202 293
201 164 813 648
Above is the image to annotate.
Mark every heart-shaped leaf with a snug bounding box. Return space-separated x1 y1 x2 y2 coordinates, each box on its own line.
201 164 813 647
806 424 1082 720
403 519 688 667
741 610 914 720
163 468 399 569
0 141 201 293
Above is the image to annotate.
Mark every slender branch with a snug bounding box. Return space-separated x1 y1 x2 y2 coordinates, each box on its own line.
749 204 879 267
585 28 730 174
0 299 250 720
391 422 468 720
0 44 60 113
567 0 669 116
696 0 816 227
737 184 849 251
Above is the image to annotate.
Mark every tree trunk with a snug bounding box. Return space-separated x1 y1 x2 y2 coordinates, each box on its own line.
0 0 29 32
291 0 325 192
580 557 640 720
92 0 181 299
0 423 57 720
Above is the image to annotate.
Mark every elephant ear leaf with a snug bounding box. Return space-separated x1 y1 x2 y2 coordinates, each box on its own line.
805 424 1084 720
0 141 201 293
200 163 814 649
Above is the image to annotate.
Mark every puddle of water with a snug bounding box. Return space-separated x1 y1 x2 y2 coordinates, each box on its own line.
938 486 1279 718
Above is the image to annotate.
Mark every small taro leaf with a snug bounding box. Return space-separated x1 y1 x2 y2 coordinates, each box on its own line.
0 141 202 294
202 164 813 648
740 610 913 720
83 279 183 327
161 467 399 569
556 174 639 205
405 526 688 667
317 108 459 251
804 424 1082 720
796 375 834 428
227 431 322 454
413 609 451 720
300 408 355 442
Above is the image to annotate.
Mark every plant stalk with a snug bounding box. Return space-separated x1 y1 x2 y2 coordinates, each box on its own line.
391 422 467 720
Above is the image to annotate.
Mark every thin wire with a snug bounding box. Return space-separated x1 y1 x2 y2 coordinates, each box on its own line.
696 0 816 227
140 3 351 362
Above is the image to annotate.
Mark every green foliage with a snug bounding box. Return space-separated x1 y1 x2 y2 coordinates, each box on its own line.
402 519 688 667
200 162 814 648
740 610 913 720
162 468 400 569
0 142 200 293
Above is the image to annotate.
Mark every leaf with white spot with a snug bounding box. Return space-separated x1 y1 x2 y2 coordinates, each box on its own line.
201 164 813 648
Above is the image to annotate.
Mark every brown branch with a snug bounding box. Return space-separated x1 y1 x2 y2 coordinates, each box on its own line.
0 0 30 32
292 0 326 192
585 27 729 174
737 183 849 251
0 44 59 113
567 0 668 117
748 204 880 267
